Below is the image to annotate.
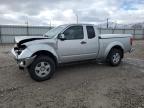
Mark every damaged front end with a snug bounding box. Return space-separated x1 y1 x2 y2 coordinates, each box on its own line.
14 44 27 55
11 43 35 68
11 36 49 68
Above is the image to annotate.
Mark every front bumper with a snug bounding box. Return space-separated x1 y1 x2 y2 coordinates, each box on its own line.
11 48 36 68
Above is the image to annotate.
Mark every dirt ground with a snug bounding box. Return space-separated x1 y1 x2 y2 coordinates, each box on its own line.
0 40 144 108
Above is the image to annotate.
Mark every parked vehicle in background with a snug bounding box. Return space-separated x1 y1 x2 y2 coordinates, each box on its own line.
11 24 134 81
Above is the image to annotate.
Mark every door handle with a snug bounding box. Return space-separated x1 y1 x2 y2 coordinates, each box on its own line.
80 41 87 44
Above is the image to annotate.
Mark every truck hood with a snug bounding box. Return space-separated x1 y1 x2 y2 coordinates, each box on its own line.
99 34 132 39
15 36 49 46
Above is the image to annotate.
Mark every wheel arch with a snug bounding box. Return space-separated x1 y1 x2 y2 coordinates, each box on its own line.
105 42 124 59
108 45 124 58
32 50 58 66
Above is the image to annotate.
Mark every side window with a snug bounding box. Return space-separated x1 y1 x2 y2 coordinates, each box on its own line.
86 26 95 39
63 26 84 40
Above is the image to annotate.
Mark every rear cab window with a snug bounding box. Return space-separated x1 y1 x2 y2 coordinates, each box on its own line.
86 26 95 39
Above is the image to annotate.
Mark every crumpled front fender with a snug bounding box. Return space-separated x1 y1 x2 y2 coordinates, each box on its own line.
26 44 58 60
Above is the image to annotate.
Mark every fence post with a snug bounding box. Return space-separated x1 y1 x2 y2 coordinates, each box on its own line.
99 28 101 34
133 29 135 40
143 29 144 40
27 25 29 36
0 25 2 44
123 29 125 34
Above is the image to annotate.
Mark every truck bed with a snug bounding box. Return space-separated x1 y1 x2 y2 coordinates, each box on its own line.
99 34 132 39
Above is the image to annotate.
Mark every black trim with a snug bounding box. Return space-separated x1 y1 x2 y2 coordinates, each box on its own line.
17 38 48 46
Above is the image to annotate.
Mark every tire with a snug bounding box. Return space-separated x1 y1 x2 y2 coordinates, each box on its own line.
107 48 122 66
28 55 55 81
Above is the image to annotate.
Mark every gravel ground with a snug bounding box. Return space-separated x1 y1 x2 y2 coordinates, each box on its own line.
0 40 144 108
125 40 144 59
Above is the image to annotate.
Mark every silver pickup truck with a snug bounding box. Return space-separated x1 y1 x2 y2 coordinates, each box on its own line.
11 24 133 81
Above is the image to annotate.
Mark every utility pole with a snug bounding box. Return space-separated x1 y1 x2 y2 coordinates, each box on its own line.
25 16 29 36
73 9 79 24
50 20 52 28
74 13 78 24
76 14 78 24
107 18 109 28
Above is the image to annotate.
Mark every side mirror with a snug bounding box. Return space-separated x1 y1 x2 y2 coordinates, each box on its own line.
58 33 66 40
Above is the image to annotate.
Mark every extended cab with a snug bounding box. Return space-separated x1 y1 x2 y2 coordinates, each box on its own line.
11 24 134 81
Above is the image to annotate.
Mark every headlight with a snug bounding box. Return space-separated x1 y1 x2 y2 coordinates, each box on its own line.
14 45 27 55
19 45 27 50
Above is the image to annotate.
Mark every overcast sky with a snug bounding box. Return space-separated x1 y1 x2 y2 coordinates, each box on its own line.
0 0 144 26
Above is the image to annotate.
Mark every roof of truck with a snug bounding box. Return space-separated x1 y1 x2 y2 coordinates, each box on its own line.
61 24 94 26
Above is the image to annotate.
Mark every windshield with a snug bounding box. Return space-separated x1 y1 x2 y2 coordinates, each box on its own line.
44 25 67 38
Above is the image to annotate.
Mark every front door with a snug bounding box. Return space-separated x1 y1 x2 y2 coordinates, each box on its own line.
57 25 87 63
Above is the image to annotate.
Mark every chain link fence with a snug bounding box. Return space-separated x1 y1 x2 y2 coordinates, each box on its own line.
99 28 144 40
0 25 52 43
0 25 143 43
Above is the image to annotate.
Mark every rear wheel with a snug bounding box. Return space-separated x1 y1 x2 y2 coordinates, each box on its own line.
28 55 55 81
107 49 122 66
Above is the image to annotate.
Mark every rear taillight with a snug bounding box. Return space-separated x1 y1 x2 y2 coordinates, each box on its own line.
130 37 133 46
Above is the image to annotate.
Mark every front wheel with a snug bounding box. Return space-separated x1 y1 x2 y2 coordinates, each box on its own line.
107 49 122 66
28 55 55 81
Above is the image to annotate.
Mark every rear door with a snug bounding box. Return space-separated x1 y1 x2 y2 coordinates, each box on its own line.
83 25 99 58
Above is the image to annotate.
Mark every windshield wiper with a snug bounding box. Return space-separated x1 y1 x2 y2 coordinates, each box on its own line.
44 34 48 37
44 34 54 39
